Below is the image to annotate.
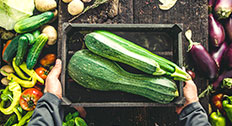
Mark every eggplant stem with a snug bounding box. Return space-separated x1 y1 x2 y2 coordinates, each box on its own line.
185 30 194 52
198 85 213 98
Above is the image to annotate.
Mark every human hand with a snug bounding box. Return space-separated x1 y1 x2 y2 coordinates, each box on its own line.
44 59 62 99
176 80 199 114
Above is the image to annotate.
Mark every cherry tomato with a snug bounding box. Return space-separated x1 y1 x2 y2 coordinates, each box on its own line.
19 88 43 111
40 54 56 67
187 70 196 79
35 67 49 80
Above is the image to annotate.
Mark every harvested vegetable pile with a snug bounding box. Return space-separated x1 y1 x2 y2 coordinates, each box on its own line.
186 0 232 125
0 0 59 125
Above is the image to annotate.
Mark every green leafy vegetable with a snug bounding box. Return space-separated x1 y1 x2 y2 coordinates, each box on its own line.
0 0 35 30
63 112 87 126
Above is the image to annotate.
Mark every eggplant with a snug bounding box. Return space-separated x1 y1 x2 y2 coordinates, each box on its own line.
209 14 225 47
223 43 232 69
185 30 218 79
211 42 228 67
212 69 232 89
214 0 232 19
225 16 232 41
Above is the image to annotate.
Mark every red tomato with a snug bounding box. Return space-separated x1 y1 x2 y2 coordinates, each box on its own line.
40 54 56 67
19 88 43 111
35 67 49 80
187 70 196 79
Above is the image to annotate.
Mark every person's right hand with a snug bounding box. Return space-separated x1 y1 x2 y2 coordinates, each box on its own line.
44 59 62 99
176 80 199 114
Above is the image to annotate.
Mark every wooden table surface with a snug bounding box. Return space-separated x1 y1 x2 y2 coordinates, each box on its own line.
58 0 208 126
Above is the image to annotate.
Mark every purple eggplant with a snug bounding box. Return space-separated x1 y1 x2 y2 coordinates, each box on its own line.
209 0 215 13
211 42 228 67
223 43 232 69
225 16 232 41
185 30 218 79
199 69 232 98
212 69 232 89
209 14 225 47
214 0 232 19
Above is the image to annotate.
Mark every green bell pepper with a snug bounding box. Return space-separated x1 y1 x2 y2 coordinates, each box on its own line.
209 110 226 126
222 95 232 123
75 117 88 126
222 78 232 89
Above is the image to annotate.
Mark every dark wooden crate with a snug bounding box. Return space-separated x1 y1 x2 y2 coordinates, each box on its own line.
58 23 185 107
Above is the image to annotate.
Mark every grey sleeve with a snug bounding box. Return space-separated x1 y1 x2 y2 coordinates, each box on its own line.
179 102 211 126
28 93 63 126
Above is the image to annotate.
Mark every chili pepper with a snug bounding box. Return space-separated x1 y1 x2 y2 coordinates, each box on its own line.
209 109 226 126
13 107 22 121
222 95 232 122
212 93 224 112
19 63 44 84
0 81 21 115
12 58 30 80
7 73 37 88
17 110 34 126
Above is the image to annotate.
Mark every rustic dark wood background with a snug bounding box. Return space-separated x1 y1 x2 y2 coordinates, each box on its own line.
58 0 208 126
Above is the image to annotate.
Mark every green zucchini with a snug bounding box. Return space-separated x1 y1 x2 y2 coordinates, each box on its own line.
14 11 54 33
84 31 190 81
15 35 29 66
26 34 48 69
2 35 21 63
68 49 179 104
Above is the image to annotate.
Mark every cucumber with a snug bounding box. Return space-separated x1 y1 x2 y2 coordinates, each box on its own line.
24 33 35 45
2 35 21 63
32 30 41 39
15 35 29 66
26 34 48 69
14 11 54 34
68 49 179 104
84 31 190 81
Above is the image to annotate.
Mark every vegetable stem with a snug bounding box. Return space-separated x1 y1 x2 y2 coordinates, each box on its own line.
198 85 213 98
68 0 109 22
